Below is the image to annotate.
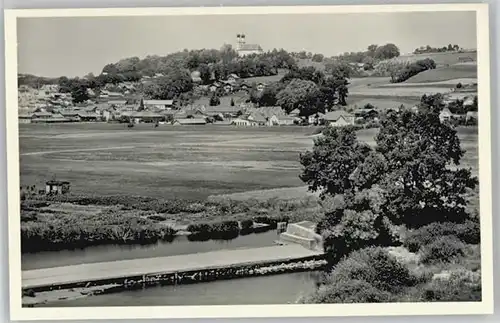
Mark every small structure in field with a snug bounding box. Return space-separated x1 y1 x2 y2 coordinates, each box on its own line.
45 180 71 195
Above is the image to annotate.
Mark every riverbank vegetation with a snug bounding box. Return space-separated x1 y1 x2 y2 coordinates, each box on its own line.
20 194 316 253
299 93 481 303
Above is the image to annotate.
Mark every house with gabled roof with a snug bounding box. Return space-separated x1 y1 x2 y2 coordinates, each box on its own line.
173 118 207 126
324 111 355 127
439 107 453 123
144 99 174 110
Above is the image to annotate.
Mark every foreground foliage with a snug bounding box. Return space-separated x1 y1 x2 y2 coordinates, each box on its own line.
20 195 306 252
300 94 478 264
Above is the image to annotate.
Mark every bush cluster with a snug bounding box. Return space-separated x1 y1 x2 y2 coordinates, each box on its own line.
391 58 436 83
21 217 177 253
420 235 466 264
303 247 420 303
186 220 240 240
403 221 480 253
419 269 481 302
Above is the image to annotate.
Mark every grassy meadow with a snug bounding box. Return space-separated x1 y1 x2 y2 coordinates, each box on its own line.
19 124 479 201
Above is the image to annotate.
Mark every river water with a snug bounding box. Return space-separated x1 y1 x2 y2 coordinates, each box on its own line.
23 230 321 306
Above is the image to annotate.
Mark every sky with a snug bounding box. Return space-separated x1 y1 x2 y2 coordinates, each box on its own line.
17 11 477 78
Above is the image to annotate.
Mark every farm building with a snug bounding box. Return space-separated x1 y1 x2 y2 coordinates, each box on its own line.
108 100 127 108
131 111 164 123
231 118 252 126
256 83 266 91
18 114 33 124
276 115 296 125
203 105 242 119
209 82 222 92
324 111 355 127
173 118 207 126
226 74 240 84
308 112 325 125
289 109 300 117
439 108 453 123
32 111 53 120
191 71 202 83
59 110 81 121
247 112 267 126
45 180 71 195
144 100 174 110
78 112 100 122
238 83 250 91
466 111 478 121
353 108 379 120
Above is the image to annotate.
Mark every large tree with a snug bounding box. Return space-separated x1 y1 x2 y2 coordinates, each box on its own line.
276 78 320 115
374 43 401 60
300 95 478 262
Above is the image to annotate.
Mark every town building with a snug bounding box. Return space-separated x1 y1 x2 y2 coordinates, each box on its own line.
45 180 71 195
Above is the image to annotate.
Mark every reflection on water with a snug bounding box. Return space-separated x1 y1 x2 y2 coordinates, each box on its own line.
22 230 280 270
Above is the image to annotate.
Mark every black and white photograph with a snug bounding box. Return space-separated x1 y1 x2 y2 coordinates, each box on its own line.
5 3 493 321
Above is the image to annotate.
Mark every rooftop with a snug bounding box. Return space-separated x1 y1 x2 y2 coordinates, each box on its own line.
324 111 354 121
238 44 263 51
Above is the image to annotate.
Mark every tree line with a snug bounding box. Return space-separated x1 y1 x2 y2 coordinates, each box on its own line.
413 44 461 54
247 66 349 116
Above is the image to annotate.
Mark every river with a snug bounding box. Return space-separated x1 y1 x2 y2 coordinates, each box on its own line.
23 230 321 306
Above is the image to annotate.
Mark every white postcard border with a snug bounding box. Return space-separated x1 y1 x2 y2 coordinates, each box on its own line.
4 3 493 321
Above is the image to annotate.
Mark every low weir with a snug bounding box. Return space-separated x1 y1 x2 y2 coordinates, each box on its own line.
22 245 325 294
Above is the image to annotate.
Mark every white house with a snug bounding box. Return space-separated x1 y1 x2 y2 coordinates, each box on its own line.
466 111 478 121
308 112 325 125
266 115 280 126
227 74 240 84
256 83 266 92
439 107 453 123
324 111 355 127
144 100 174 110
277 115 296 125
173 118 207 126
108 100 127 108
231 118 252 126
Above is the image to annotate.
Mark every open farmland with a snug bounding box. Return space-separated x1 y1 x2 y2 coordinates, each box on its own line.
404 62 477 83
20 124 479 201
398 51 477 67
19 124 318 200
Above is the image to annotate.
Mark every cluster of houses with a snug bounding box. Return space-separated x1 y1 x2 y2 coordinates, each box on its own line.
191 72 268 95
18 93 374 128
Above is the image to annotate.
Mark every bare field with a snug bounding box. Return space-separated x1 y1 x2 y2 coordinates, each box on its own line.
19 124 479 201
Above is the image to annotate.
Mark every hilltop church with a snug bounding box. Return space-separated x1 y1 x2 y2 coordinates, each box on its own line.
236 34 263 56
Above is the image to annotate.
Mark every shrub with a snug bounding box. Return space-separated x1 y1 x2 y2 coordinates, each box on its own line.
420 235 466 264
23 289 36 297
456 82 463 89
403 221 480 253
148 215 167 222
302 279 392 304
240 219 254 230
325 247 420 294
420 269 481 301
391 58 436 83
